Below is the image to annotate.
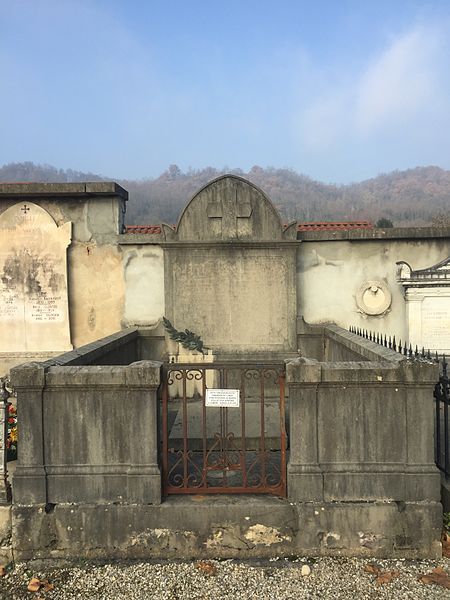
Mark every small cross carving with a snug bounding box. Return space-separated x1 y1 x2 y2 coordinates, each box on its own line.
21 204 30 214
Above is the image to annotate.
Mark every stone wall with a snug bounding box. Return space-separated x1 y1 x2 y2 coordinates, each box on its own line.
7 324 442 559
0 183 127 375
297 229 450 343
1 178 450 375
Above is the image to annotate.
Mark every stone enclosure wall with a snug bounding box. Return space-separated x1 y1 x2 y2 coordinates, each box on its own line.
8 325 442 560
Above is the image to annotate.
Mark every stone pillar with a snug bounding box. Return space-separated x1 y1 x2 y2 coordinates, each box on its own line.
286 358 323 501
10 363 47 504
126 361 162 504
401 360 441 501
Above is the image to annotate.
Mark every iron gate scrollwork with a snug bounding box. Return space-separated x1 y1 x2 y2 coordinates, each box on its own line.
160 363 287 496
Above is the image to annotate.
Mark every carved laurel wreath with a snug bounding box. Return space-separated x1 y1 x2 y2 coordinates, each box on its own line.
162 317 209 354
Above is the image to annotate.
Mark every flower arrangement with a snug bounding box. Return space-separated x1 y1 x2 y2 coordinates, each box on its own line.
7 403 17 461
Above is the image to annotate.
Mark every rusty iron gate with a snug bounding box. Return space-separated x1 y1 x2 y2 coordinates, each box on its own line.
160 362 287 496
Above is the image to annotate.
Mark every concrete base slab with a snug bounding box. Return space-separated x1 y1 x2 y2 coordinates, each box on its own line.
12 497 442 561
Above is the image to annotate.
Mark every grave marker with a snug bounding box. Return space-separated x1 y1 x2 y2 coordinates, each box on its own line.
0 202 72 352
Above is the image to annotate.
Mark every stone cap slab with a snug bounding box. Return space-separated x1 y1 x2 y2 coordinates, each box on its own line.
44 361 161 387
0 182 128 200
38 328 139 368
286 355 438 385
298 226 450 241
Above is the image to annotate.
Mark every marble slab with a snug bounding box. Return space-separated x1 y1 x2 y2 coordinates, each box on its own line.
0 202 72 353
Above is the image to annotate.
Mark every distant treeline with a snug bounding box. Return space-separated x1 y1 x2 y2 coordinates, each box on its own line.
1 161 450 226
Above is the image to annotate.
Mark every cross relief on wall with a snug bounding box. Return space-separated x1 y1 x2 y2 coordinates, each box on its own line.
206 188 253 238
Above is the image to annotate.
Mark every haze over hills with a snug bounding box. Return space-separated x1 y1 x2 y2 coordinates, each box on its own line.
1 161 449 227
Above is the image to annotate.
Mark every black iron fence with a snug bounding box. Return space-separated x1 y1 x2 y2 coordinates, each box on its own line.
349 326 450 477
435 357 450 476
348 326 437 360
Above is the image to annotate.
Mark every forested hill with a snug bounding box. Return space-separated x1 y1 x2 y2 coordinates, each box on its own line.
1 161 449 226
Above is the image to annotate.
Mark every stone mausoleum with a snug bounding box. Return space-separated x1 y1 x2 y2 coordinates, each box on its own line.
0 176 449 561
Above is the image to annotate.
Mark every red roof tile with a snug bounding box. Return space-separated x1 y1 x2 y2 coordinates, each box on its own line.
125 225 162 234
125 221 373 234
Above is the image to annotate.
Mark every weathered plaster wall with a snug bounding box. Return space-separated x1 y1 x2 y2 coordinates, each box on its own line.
2 181 450 374
297 237 450 343
121 245 164 327
0 184 127 375
68 242 125 347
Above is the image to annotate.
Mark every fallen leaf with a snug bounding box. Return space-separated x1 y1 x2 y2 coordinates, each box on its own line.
0 565 6 577
27 577 41 592
195 561 217 575
364 564 399 585
376 570 399 585
364 564 381 575
42 581 54 592
418 566 450 589
442 532 450 558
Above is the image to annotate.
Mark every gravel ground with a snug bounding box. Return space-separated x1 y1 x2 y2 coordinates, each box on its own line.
1 557 450 600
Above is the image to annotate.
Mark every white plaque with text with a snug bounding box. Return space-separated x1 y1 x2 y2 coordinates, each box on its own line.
205 389 240 408
0 202 72 353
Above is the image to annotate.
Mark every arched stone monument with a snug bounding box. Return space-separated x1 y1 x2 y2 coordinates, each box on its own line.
0 202 72 354
161 175 298 354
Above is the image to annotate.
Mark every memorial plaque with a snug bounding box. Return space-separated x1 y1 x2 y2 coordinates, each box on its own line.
205 388 240 408
397 258 450 354
0 202 72 352
421 296 450 350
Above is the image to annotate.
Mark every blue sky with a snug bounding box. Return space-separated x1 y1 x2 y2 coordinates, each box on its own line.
1 0 450 183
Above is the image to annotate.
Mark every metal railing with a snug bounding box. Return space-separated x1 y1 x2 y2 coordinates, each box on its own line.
348 326 437 360
159 362 287 496
435 357 450 476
